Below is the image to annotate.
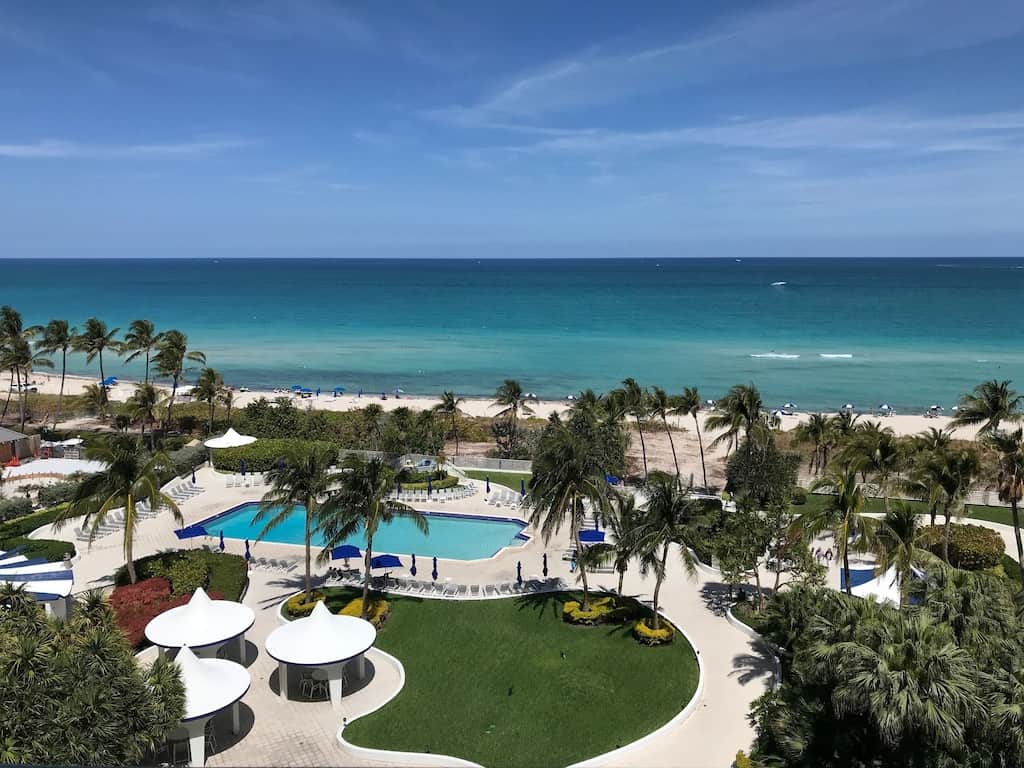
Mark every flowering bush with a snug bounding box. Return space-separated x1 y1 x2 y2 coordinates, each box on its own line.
563 597 615 625
633 618 675 646
110 577 222 648
285 590 326 618
341 596 390 627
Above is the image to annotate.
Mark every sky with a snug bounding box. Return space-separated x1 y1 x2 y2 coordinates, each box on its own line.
2 0 1024 257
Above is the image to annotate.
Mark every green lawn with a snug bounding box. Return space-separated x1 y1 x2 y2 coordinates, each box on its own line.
334 589 698 768
462 469 532 492
802 493 1018 527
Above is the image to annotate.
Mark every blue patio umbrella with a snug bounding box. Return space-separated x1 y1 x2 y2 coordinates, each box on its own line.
219 530 225 552
410 553 417 577
520 478 526 497
370 554 403 569
485 476 491 493
516 561 523 585
173 524 208 541
316 387 320 397
427 477 433 495
580 529 606 543
431 556 438 581
331 544 361 561
333 386 345 394
290 384 302 391
244 539 251 562
542 552 548 577
240 459 246 476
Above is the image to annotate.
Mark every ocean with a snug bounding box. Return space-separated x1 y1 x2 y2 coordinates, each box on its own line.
3 257 1022 412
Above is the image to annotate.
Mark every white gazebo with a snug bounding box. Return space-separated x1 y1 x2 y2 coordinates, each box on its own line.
264 601 376 709
203 428 256 449
146 587 255 662
171 645 251 767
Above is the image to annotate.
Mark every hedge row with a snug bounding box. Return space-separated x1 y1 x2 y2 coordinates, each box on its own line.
399 475 459 491
116 550 247 601
0 497 34 522
210 439 338 472
920 523 1005 570
0 503 77 562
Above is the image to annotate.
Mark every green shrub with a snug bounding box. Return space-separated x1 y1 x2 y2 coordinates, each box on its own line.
116 550 247 600
400 474 459 491
791 487 807 505
920 523 1004 570
285 590 326 617
167 445 207 477
633 618 675 646
0 503 71 539
0 496 33 521
398 468 445 484
149 551 210 596
341 596 390 627
210 439 338 472
36 482 79 508
1 536 75 562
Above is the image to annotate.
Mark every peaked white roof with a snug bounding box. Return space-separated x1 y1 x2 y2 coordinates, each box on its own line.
204 428 257 449
173 645 251 721
145 587 255 650
265 600 376 666
851 566 903 607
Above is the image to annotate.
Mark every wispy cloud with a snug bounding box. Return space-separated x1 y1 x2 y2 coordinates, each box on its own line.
0 16 113 85
0 138 256 159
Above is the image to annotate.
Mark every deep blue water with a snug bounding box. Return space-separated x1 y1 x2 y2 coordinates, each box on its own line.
3 257 1023 411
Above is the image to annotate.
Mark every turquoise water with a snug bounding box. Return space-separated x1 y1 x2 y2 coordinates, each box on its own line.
207 502 527 560
4 257 1024 411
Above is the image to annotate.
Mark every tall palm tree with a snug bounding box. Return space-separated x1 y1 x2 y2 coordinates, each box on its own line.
908 447 981 564
220 387 235 423
914 426 954 453
627 472 698 630
492 379 536 454
953 379 1022 436
122 320 159 384
808 460 876 594
125 383 163 449
74 318 121 404
605 491 642 595
872 502 935 606
648 386 680 478
36 319 77 428
673 387 708 488
55 434 180 583
360 403 384 450
793 413 835 475
617 378 650 478
527 418 610 611
984 428 1024 584
0 305 24 423
253 443 342 597
153 330 205 428
7 335 51 430
840 424 902 512
193 367 224 433
80 383 109 421
317 455 427 618
706 382 771 457
434 391 465 456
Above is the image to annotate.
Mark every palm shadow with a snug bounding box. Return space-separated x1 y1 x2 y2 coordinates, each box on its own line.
699 581 736 617
731 638 778 687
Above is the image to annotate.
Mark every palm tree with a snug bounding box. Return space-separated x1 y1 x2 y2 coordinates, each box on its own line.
984 428 1024 584
73 318 121 404
605 491 642 594
220 387 235 423
317 455 427 618
55 434 180 583
909 447 982 563
830 410 861 443
0 305 24 423
492 379 536 454
36 319 76 428
360 403 384 450
793 413 834 475
873 502 935 606
253 443 342 597
193 367 224 433
7 335 51 430
125 383 163 449
914 426 954 453
153 330 205 429
674 387 708 488
80 383 109 421
627 472 698 630
840 424 902 512
122 319 159 384
527 418 610 611
434 391 465 456
808 460 876 594
953 379 1022 436
648 386 680 477
616 378 650 478
706 382 772 457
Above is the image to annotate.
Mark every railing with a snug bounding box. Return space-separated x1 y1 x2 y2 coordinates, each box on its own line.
450 457 533 472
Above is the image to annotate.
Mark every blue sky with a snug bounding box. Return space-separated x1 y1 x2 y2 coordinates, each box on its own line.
2 0 1024 257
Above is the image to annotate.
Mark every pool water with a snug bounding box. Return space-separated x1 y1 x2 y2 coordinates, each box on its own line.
205 502 527 560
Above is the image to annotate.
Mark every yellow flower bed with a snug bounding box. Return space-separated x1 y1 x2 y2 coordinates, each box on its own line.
286 590 326 617
633 618 675 646
563 596 615 625
341 596 391 627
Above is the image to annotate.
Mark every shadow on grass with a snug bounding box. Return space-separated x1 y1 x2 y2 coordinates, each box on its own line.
512 590 566 620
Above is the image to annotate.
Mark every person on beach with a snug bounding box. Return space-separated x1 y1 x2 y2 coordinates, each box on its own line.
825 549 833 565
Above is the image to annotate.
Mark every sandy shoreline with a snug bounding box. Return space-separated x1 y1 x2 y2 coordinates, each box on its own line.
13 370 985 441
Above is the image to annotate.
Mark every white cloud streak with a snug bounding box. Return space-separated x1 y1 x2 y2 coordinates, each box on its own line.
0 139 256 159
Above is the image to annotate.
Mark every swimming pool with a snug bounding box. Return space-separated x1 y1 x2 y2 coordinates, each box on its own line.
202 502 528 560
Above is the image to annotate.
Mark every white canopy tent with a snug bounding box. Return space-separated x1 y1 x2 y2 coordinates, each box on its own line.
171 645 251 767
2 457 104 481
204 428 256 449
0 549 74 618
851 566 904 607
146 587 255 661
264 601 376 709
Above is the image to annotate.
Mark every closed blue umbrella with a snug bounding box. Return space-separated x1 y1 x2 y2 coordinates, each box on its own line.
240 459 246 477
427 477 433 495
191 468 196 484
431 556 438 581
516 561 522 585
219 530 225 552
542 552 548 577
411 553 417 577
485 476 491 494
520 478 526 497
316 387 320 397
397 481 402 494
244 539 251 562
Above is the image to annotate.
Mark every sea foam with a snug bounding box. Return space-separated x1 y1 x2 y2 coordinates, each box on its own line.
751 353 800 359
819 353 853 359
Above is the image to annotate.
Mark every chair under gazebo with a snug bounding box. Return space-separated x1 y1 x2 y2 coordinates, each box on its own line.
264 601 376 709
146 587 255 662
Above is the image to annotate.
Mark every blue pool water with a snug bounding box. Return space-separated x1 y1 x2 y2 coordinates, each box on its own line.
205 502 527 560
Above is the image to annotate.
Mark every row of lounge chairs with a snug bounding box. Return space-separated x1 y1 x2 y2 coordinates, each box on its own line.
73 482 205 542
324 569 566 598
390 482 479 504
487 488 526 509
248 556 299 573
225 473 264 488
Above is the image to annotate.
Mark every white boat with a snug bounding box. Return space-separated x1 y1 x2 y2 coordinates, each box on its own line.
771 281 786 286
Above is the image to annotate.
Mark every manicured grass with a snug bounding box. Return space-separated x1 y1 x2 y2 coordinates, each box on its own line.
802 493 1017 527
336 589 699 768
0 503 77 561
462 469 532 492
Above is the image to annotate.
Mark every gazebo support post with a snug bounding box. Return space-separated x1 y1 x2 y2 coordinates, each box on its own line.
326 662 345 710
158 646 167 660
237 635 246 663
183 717 208 767
231 701 241 734
357 652 367 680
278 661 289 700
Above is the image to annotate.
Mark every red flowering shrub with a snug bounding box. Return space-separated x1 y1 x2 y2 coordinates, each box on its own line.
110 577 222 648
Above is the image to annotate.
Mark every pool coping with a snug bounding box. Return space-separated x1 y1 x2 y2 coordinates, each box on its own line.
194 501 533 564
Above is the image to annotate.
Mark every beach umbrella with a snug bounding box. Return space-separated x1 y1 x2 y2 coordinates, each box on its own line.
173 524 208 541
315 387 321 397
370 554 402 569
410 553 417 577
542 553 548 577
842 403 855 410
783 402 797 409
520 478 526 497
485 476 491 494
929 404 944 411
290 385 302 391
431 556 438 581
244 539 251 562
218 531 225 552
580 529 606 544
427 477 433 495
397 481 402 494
333 386 345 393
394 388 405 395
705 399 716 407
330 544 360 569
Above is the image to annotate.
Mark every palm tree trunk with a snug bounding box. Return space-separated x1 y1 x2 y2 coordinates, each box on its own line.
1011 499 1024 586
842 532 852 595
752 557 765 611
18 367 26 431
98 350 106 404
1 369 14 422
362 533 374 620
650 543 670 630
663 416 680 478
125 496 138 584
165 375 178 428
304 503 313 596
635 416 648 478
575 525 591 611
208 401 215 434
55 348 67 429
144 350 150 385
452 414 459 457
942 507 952 564
617 565 625 595
693 415 708 489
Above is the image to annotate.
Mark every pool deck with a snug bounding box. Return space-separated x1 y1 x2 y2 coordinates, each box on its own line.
36 465 778 767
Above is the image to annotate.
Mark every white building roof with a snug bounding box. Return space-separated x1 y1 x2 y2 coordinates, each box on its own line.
173 645 251 722
264 600 376 666
2 458 105 480
204 428 257 449
0 552 74 599
851 566 903 607
145 587 255 650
